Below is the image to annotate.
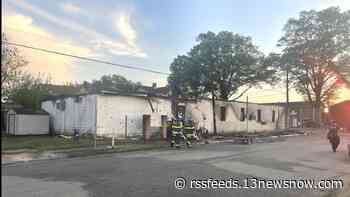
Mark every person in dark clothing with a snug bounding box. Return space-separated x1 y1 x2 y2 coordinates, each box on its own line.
171 119 183 148
166 119 173 145
183 120 198 145
170 119 191 148
327 121 340 152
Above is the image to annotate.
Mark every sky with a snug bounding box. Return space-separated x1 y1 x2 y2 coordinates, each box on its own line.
2 0 350 103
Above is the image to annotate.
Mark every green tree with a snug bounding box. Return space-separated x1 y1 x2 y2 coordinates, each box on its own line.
1 33 27 97
334 54 350 87
83 74 142 93
169 31 275 134
11 73 51 110
278 7 350 126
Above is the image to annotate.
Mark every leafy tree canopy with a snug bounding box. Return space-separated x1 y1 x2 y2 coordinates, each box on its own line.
169 31 276 100
1 33 28 97
277 7 350 105
82 74 142 93
11 74 51 110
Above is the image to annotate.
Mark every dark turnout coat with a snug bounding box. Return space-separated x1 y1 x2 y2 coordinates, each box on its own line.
327 126 340 152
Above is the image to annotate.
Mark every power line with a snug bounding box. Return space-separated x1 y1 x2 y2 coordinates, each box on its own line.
2 41 170 75
247 95 284 99
246 91 286 96
1 40 299 98
233 94 285 101
245 91 287 97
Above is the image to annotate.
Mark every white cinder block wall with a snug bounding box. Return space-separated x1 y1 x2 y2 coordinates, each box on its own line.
42 94 285 136
185 100 214 132
41 95 97 134
186 99 285 134
96 95 172 137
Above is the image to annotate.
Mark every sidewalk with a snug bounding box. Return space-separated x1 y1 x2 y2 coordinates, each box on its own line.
3 129 335 165
203 130 308 145
1 145 106 165
2 143 167 165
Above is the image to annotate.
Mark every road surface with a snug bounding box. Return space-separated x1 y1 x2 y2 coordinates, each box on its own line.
2 131 349 197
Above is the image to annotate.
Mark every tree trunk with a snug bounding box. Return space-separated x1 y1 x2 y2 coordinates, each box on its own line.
285 68 289 129
314 103 322 128
314 89 322 127
211 91 217 135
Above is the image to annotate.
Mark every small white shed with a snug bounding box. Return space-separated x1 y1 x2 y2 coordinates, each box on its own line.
7 109 50 135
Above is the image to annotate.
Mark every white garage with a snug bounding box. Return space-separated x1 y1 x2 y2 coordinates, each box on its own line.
7 109 50 135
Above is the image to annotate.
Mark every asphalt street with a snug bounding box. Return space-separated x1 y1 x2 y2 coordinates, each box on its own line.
2 132 350 197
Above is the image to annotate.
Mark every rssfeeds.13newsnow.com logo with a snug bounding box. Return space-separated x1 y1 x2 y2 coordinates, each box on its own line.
174 177 186 190
173 177 344 190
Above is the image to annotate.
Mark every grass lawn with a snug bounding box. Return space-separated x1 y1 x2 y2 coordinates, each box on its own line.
65 142 168 158
2 135 168 154
1 135 111 152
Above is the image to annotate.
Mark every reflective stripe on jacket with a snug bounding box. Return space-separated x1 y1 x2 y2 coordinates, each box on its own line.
172 125 183 129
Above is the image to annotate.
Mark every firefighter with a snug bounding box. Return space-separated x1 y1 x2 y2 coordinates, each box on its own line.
170 118 191 148
183 120 198 145
166 119 173 146
327 120 340 152
177 119 191 148
170 119 181 148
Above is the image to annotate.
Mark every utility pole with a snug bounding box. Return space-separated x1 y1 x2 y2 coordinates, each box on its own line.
246 96 249 133
211 91 217 136
285 67 290 130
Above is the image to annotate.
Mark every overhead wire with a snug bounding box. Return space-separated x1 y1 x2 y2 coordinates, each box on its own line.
2 39 297 100
2 40 170 75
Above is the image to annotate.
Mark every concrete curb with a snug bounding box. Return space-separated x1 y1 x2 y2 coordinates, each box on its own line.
2 144 167 166
2 133 307 165
2 155 67 166
202 133 306 145
1 145 103 155
2 149 39 155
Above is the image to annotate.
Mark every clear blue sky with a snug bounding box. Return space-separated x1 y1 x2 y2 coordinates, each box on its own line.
2 0 349 102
